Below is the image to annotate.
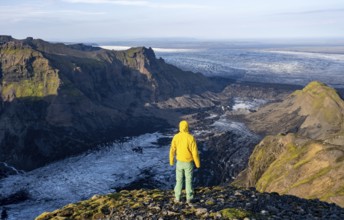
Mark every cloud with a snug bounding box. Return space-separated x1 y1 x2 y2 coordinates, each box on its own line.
61 0 209 9
0 6 106 23
277 8 344 15
63 0 148 6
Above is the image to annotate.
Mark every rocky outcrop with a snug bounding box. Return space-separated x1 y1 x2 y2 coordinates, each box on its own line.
35 185 344 220
234 81 344 207
245 81 344 140
0 36 217 171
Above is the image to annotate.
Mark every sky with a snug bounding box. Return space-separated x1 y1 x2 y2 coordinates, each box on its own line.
0 0 344 42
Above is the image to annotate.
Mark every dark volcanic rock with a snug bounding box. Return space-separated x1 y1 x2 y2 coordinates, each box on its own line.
0 189 30 206
195 129 260 187
0 162 22 179
0 36 218 171
35 185 344 220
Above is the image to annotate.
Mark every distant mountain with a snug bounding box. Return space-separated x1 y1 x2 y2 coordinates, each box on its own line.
234 81 344 207
0 36 217 171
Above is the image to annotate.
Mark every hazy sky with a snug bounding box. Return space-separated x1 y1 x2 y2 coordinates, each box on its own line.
1 0 344 41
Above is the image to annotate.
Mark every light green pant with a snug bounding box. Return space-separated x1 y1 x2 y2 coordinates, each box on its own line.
174 160 194 201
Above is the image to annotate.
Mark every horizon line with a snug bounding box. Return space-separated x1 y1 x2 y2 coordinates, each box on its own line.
3 34 344 45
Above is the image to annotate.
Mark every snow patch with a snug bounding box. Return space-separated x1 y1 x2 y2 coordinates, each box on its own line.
100 45 131 50
99 45 200 53
205 114 218 119
211 118 252 135
232 98 267 111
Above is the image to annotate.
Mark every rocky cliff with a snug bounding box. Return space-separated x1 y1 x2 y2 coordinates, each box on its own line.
0 36 217 171
35 185 344 220
234 81 344 207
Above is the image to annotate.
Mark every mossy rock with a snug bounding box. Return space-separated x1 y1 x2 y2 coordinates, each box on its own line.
80 211 93 219
119 190 130 195
205 199 215 206
99 205 111 215
57 208 74 217
92 213 106 220
35 212 54 220
220 208 252 219
131 202 143 209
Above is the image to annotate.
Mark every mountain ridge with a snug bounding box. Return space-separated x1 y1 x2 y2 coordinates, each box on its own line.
0 36 218 171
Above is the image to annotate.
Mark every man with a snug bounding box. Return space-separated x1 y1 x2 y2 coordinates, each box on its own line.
170 120 200 204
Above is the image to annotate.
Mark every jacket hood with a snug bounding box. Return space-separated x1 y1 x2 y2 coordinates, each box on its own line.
179 120 189 133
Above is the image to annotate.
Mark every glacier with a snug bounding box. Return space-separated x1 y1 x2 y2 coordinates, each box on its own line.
0 97 264 220
155 46 344 88
0 133 174 220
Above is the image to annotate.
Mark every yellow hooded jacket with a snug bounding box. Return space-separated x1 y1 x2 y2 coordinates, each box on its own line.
169 120 200 168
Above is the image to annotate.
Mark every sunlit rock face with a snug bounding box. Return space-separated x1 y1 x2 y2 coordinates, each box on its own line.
234 82 344 208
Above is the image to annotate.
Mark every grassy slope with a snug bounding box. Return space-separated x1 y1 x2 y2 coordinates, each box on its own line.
233 82 344 207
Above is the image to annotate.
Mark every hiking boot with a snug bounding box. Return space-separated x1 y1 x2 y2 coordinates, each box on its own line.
186 200 194 207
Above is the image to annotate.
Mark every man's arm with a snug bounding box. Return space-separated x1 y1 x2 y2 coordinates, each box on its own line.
169 136 176 166
191 137 200 168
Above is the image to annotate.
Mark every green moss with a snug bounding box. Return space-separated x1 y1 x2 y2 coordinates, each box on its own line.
131 202 143 209
220 208 252 219
293 159 310 169
182 209 194 215
151 191 163 199
197 187 211 195
1 47 61 100
114 47 148 69
291 166 332 189
253 147 265 162
335 186 344 196
92 213 106 220
212 186 223 191
108 193 121 200
2 71 60 99
321 185 344 200
205 200 215 206
292 145 318 169
291 81 344 125
257 143 301 191
2 47 33 55
35 212 53 220
3 80 43 98
57 207 74 217
303 81 328 93
312 85 341 119
119 190 130 195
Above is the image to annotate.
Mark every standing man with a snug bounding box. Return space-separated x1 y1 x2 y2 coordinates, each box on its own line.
170 120 200 204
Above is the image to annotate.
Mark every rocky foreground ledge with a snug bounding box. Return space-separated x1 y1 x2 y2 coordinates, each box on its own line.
36 185 344 220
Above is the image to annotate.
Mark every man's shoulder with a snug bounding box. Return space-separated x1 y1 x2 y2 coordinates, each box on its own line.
186 132 196 140
174 132 196 139
190 134 196 140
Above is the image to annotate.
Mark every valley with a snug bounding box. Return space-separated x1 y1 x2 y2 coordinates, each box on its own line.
0 74 299 219
4 78 334 219
1 36 344 219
